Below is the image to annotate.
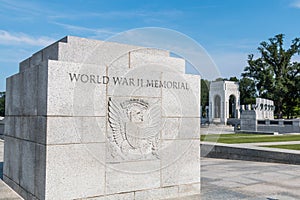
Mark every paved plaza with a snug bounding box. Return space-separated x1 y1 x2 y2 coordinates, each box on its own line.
202 158 300 200
1 139 300 199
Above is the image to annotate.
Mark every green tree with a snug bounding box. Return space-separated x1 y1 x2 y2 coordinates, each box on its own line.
214 77 224 82
228 76 239 82
242 34 300 118
239 77 256 105
284 62 300 118
217 76 238 82
0 92 5 116
201 79 210 117
225 77 256 106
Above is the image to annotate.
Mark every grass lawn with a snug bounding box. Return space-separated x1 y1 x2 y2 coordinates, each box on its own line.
201 134 300 144
262 144 300 151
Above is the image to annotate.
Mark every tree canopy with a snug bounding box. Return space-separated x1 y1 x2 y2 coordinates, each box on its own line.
242 34 300 118
239 77 256 105
201 79 210 117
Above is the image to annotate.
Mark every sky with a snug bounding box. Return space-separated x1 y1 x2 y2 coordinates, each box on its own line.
1 0 300 91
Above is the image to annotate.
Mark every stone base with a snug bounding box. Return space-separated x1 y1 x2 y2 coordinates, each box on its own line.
4 173 199 200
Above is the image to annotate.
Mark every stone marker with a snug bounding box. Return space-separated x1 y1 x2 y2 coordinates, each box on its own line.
4 36 200 199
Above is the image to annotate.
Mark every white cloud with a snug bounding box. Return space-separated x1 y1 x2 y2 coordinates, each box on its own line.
0 0 44 16
0 30 55 46
49 9 182 20
290 0 300 8
52 22 115 37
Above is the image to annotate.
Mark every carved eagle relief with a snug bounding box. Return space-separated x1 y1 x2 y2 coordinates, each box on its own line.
108 97 161 159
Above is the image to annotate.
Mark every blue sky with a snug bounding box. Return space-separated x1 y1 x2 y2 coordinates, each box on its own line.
1 0 300 91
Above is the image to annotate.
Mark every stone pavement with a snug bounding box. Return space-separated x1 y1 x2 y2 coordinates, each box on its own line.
202 158 300 200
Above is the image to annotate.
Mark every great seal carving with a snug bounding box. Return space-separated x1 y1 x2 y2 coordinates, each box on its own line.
108 97 161 159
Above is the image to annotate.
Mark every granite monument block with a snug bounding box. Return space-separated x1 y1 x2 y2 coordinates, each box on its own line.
4 36 200 199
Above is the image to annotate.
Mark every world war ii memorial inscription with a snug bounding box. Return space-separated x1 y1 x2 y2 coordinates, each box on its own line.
4 36 200 199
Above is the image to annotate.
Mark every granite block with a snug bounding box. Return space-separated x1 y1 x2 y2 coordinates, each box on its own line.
45 143 105 199
161 117 200 140
11 116 45 143
19 140 36 195
36 61 48 116
47 60 107 116
135 186 179 200
161 140 200 187
161 72 200 118
19 58 30 72
35 143 46 200
178 117 200 139
3 136 20 184
108 62 162 97
57 36 169 67
42 42 59 61
130 48 169 57
130 51 185 73
5 76 12 116
106 160 160 194
88 192 135 200
10 74 22 116
46 116 106 144
58 36 134 66
3 116 13 136
178 183 201 197
161 118 179 140
23 66 38 115
35 116 47 144
30 51 43 68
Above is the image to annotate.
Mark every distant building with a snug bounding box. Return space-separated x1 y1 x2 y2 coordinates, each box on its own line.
209 80 240 124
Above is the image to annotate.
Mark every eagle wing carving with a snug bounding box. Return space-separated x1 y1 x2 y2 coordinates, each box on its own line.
108 97 127 147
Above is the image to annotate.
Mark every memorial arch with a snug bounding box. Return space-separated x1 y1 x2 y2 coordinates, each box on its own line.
209 81 240 124
214 95 221 118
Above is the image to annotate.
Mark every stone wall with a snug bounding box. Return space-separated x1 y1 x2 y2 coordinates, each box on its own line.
4 36 200 200
201 142 300 164
241 98 274 120
257 119 300 133
240 110 300 134
240 110 257 132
